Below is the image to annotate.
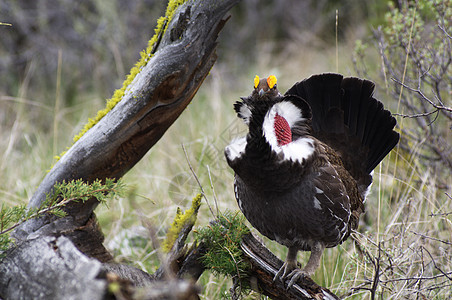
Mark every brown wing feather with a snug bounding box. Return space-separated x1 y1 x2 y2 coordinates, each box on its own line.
316 141 364 233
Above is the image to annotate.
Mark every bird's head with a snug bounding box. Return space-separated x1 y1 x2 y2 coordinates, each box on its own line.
227 76 314 168
234 75 282 126
251 75 281 99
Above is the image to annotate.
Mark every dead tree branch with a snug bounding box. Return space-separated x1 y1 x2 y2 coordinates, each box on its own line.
1 0 239 299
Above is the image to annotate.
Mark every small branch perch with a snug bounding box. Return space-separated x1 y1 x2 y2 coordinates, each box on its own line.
162 224 340 299
241 233 340 300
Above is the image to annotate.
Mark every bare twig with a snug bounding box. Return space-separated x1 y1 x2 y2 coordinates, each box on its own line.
437 23 452 40
370 243 382 300
181 144 216 218
429 210 452 217
393 110 440 119
142 218 174 281
410 230 452 246
381 272 452 284
206 165 220 218
422 247 452 281
392 77 452 114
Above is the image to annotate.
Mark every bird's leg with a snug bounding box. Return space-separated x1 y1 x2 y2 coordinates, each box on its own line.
273 246 299 282
302 241 325 275
274 242 326 288
286 241 325 288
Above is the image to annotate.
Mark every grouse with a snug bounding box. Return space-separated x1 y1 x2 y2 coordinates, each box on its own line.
224 73 399 287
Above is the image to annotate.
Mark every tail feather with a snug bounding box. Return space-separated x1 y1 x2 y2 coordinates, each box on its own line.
285 73 399 177
368 127 399 172
342 78 374 142
362 100 399 173
287 73 343 133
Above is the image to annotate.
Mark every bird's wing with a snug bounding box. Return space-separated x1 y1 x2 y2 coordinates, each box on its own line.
311 162 351 244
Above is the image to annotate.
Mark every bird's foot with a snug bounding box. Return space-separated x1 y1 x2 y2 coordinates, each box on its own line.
286 268 308 288
273 261 293 282
273 261 308 289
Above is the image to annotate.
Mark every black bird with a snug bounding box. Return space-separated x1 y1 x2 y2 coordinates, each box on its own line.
224 73 399 287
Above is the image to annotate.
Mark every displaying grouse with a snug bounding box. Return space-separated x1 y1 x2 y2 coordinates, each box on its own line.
224 73 399 287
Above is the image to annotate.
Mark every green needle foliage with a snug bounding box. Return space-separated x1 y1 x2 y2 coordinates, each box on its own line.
0 178 123 257
196 211 250 281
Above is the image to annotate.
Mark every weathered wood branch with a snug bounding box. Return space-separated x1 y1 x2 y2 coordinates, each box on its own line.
241 233 340 300
164 229 340 299
1 0 238 299
11 0 239 253
0 236 108 300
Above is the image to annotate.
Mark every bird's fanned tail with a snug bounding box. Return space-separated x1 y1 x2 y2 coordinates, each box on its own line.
285 73 399 181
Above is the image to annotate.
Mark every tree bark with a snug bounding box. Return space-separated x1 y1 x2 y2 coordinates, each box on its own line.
241 233 340 300
0 236 108 300
11 0 238 257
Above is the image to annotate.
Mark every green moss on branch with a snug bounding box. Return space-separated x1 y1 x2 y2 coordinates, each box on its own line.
55 0 189 163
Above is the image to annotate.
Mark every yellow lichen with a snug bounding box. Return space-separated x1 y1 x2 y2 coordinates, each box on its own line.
162 193 202 253
57 0 189 160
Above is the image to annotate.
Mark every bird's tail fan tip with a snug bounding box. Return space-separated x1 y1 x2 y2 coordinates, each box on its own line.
340 76 399 173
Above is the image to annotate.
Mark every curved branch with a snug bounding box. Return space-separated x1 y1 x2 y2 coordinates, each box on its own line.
12 0 239 245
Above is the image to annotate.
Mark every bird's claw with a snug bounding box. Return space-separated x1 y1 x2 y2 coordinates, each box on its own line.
273 261 294 282
273 267 287 282
286 268 307 288
273 263 307 289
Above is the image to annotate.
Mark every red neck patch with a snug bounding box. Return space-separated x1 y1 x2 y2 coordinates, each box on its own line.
274 113 292 146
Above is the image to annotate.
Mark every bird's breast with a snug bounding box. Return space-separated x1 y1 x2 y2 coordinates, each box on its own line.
234 171 350 250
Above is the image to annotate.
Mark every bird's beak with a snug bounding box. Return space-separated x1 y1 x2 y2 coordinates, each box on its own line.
259 89 264 96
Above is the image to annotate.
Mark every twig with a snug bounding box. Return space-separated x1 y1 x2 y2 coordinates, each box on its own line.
370 243 382 300
220 243 243 297
416 248 425 299
429 210 452 217
206 165 220 218
422 246 452 281
393 110 439 119
0 187 115 236
392 77 452 113
381 272 452 284
142 218 174 281
410 230 452 246
181 144 216 218
437 23 452 40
